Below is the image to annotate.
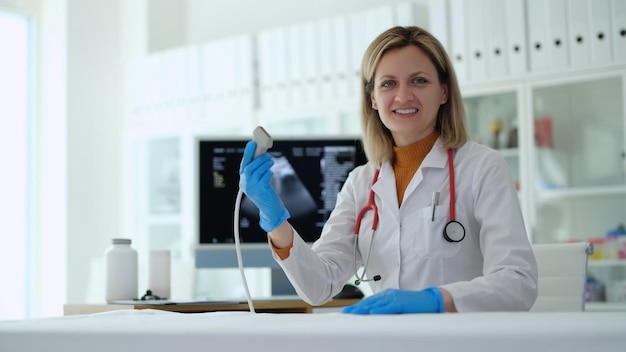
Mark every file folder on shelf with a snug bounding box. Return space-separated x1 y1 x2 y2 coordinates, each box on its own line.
318 17 335 103
527 0 551 72
589 0 613 65
287 24 305 106
505 0 528 75
331 16 351 100
395 1 416 27
611 0 626 63
256 30 276 110
548 0 570 69
271 27 289 108
449 0 469 84
567 0 592 67
301 20 320 105
487 0 508 78
466 0 489 81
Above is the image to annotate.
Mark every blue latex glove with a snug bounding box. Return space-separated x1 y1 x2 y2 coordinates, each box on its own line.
239 141 290 232
342 287 443 314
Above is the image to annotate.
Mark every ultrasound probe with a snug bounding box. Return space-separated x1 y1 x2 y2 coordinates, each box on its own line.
234 126 273 313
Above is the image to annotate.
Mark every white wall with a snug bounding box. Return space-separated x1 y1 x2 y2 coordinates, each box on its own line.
65 0 149 305
65 0 127 304
36 0 68 317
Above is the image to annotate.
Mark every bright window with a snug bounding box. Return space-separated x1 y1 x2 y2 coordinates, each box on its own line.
0 10 31 320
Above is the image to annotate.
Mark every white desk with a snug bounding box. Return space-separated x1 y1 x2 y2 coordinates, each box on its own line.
1 310 625 352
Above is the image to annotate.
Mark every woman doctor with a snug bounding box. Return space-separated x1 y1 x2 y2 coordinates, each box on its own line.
239 26 538 313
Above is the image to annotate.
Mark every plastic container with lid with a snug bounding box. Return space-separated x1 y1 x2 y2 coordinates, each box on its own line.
606 224 626 260
105 238 138 302
588 238 605 261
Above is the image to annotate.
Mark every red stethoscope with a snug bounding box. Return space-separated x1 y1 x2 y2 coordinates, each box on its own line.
353 149 465 285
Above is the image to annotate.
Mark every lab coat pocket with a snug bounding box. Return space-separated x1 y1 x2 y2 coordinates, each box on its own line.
405 205 463 258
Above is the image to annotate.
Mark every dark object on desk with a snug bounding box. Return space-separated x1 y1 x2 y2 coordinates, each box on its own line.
140 289 165 301
334 284 364 299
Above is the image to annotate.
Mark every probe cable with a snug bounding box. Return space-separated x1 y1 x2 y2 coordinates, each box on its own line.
234 188 256 313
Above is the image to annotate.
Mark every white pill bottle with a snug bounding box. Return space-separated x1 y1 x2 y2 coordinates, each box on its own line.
105 238 138 302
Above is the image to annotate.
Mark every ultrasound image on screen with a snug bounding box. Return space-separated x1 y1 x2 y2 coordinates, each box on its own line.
198 139 366 244
240 155 317 220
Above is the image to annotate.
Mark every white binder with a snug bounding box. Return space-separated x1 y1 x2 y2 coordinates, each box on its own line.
332 16 351 100
318 17 335 103
236 35 254 114
548 0 570 69
611 0 626 63
272 27 289 109
487 0 508 78
427 0 449 51
222 39 237 117
301 21 320 105
466 0 489 82
256 30 275 110
505 0 528 75
348 12 367 100
287 24 304 106
449 0 469 84
200 42 217 115
567 0 592 67
395 1 416 26
213 39 229 118
589 0 613 65
526 0 551 72
365 5 395 43
184 45 201 119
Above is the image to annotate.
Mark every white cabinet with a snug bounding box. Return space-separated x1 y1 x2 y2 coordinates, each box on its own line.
528 68 626 310
462 65 626 310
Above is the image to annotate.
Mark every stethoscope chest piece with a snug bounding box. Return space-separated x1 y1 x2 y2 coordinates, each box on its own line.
443 220 465 242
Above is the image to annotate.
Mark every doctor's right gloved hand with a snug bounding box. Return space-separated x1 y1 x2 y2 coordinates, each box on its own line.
239 141 290 232
341 287 444 314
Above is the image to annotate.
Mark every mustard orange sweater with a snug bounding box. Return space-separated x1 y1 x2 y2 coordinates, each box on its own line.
392 131 438 206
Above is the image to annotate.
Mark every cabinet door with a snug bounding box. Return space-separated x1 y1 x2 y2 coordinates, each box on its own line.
463 87 530 234
464 88 522 189
530 72 626 244
143 137 183 258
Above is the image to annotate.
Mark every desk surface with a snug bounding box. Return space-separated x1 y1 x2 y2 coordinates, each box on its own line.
2 310 626 352
63 297 361 315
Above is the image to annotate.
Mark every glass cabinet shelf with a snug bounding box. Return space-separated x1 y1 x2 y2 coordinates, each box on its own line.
588 260 626 268
464 91 519 150
537 185 626 203
531 72 625 245
463 90 521 192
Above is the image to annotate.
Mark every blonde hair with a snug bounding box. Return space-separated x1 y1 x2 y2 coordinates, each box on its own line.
360 26 470 167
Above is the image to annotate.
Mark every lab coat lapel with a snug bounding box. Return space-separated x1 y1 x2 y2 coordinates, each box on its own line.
371 163 401 221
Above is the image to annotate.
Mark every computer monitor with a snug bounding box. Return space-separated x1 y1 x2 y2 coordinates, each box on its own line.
195 136 367 294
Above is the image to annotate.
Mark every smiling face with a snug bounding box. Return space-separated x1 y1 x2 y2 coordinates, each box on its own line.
370 45 448 147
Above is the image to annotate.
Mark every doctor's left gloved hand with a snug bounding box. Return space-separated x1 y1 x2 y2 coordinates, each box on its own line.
341 287 443 314
239 141 290 232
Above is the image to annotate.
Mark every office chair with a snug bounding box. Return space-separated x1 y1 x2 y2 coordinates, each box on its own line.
530 242 593 312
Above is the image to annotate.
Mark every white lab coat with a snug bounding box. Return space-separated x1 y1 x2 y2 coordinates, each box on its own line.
272 138 538 312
